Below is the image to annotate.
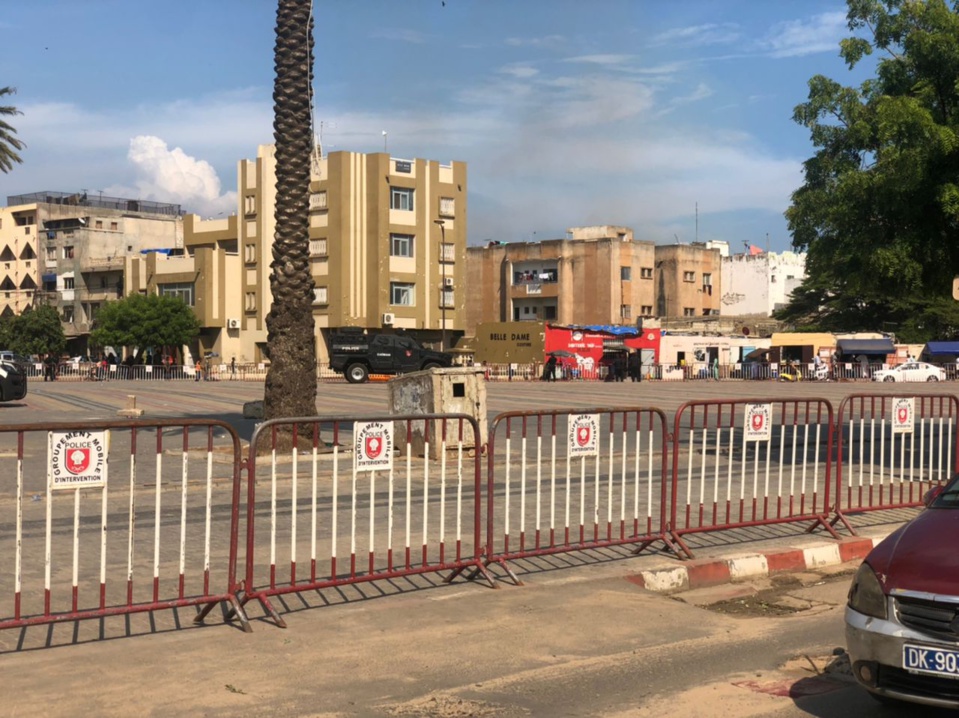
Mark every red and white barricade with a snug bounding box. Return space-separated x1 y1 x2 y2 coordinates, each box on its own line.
0 419 246 633
669 399 837 556
834 394 958 531
485 408 674 582
238 414 491 627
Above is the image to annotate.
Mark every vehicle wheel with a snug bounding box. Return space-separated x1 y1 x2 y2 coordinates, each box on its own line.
345 363 369 384
883 376 895 382
927 375 940 382
422 362 440 371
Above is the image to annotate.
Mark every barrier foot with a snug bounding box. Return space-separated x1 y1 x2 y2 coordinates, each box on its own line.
804 515 843 540
193 599 220 625
445 561 498 589
826 510 858 537
485 558 523 587
256 594 287 629
663 531 695 560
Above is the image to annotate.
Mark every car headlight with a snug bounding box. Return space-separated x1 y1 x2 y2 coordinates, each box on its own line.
848 562 887 619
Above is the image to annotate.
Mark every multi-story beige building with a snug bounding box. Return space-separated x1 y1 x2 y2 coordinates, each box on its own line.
465 227 722 333
127 146 467 364
0 192 182 345
654 243 722 320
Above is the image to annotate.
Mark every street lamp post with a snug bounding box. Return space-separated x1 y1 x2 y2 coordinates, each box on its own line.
434 219 447 351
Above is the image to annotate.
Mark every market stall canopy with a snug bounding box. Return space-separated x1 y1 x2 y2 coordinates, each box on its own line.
744 348 771 361
835 338 895 356
924 341 959 356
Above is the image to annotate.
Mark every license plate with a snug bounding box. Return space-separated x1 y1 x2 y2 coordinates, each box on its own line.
903 644 959 679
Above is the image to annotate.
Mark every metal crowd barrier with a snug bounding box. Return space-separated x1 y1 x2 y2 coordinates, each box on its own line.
237 413 492 628
485 408 675 581
833 393 959 532
668 398 837 556
0 419 247 632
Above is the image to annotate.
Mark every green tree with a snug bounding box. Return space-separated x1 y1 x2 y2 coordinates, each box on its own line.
781 0 959 342
8 305 66 357
263 0 318 421
0 86 24 173
90 293 200 357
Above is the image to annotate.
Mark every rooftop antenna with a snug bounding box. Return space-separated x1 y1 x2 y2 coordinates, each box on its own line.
674 234 680 244
695 202 698 242
382 130 388 153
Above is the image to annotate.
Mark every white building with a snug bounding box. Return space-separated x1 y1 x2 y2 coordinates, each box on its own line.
720 250 806 317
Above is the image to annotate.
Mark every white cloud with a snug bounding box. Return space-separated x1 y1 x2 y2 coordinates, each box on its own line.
670 82 713 105
652 23 740 47
504 35 565 48
107 136 236 218
563 54 635 66
499 64 539 79
761 11 847 58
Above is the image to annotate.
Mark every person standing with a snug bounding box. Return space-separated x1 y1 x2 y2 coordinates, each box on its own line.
712 355 720 381
195 358 203 382
542 354 558 382
628 352 641 382
230 356 237 380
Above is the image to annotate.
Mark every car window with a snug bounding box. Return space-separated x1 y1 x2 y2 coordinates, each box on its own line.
371 335 392 347
931 475 959 508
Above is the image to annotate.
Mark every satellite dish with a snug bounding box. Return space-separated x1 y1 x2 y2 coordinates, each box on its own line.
742 327 751 336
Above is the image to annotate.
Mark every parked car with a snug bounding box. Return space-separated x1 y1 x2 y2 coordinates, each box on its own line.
0 360 28 401
872 361 945 382
845 474 959 709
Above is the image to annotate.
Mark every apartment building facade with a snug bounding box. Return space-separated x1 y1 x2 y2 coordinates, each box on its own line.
465 228 722 333
720 249 807 317
0 192 182 344
126 146 467 364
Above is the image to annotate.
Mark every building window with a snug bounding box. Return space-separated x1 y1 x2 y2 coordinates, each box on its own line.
683 307 695 316
640 267 653 279
702 273 712 294
245 292 257 312
441 288 454 307
24 226 30 235
439 196 455 217
244 195 257 214
309 239 327 256
244 244 257 263
95 220 103 229
683 271 695 282
63 277 75 290
641 305 653 316
544 305 557 320
390 233 414 258
390 187 414 211
390 281 415 306
440 243 455 262
89 302 100 320
110 221 118 231
309 191 327 210
312 287 328 304
620 304 632 319
100 277 107 288
159 282 195 306
62 306 74 323
63 246 74 259
620 266 631 281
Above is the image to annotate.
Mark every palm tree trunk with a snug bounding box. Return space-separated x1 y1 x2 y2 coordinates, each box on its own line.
264 0 318 422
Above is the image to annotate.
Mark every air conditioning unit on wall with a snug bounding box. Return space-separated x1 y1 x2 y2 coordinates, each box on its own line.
382 312 395 325
443 277 454 287
227 318 240 329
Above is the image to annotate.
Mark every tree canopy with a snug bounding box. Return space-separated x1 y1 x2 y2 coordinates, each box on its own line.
90 293 200 355
779 0 959 342
0 305 66 357
0 86 24 173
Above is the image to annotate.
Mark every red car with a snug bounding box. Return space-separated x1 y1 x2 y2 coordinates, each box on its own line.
846 477 959 709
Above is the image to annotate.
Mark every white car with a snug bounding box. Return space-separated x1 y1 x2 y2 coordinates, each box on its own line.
872 362 945 383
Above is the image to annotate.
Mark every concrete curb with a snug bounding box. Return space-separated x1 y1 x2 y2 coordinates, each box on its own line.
626 535 886 593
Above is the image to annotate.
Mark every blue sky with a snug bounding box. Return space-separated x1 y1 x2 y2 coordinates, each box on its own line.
1 1 871 251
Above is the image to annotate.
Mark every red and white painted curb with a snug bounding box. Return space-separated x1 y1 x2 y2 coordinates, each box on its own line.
626 535 888 594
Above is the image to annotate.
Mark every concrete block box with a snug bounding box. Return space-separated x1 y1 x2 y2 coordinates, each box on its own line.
388 367 487 459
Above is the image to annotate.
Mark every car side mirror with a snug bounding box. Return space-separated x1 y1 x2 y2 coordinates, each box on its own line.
924 485 944 507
